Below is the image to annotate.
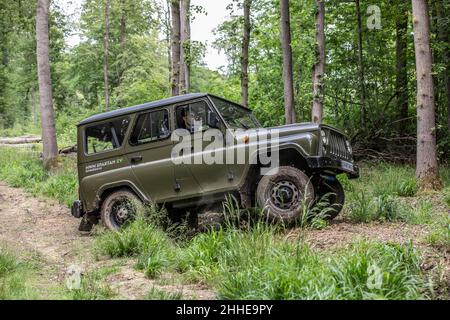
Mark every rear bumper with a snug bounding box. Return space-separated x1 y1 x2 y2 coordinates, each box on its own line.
306 156 360 179
71 200 85 219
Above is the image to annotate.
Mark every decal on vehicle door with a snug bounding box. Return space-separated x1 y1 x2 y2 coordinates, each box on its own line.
85 158 124 173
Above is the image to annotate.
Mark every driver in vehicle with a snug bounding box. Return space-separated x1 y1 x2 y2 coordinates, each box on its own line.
181 107 206 132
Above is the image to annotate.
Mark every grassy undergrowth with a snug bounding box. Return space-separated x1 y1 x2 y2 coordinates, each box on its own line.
95 216 433 299
66 267 118 300
1 147 449 299
340 163 449 226
0 147 77 207
94 198 444 300
0 248 39 299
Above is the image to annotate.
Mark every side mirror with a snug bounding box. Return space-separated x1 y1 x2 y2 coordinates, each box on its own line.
207 111 220 129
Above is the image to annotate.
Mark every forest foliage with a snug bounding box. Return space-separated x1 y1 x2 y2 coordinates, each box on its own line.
0 0 448 154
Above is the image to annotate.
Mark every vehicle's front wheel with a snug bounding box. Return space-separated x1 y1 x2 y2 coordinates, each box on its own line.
100 189 143 230
314 178 345 220
256 166 315 224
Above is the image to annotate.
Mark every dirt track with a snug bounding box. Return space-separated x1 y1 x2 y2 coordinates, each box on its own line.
0 182 214 299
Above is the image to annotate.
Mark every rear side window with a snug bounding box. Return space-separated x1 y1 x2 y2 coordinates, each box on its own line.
85 117 130 155
130 109 170 145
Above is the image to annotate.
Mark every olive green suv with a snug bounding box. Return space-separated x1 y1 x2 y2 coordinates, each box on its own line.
72 93 359 231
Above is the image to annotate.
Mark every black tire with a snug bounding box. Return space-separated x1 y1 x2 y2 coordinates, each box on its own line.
256 166 315 224
314 178 345 220
100 189 143 230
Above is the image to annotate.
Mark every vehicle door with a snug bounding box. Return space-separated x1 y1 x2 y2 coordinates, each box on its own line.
173 99 231 195
125 108 176 203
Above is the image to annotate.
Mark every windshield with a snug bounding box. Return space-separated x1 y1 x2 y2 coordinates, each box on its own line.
210 97 261 130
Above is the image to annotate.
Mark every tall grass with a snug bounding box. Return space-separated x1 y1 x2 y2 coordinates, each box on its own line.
359 164 418 198
95 213 177 279
426 216 450 250
346 192 412 223
0 248 37 299
93 211 433 299
177 224 426 299
342 163 450 224
0 147 78 207
92 183 435 300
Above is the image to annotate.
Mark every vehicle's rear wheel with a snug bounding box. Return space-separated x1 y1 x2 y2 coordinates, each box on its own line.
256 166 315 224
314 178 345 220
100 189 143 230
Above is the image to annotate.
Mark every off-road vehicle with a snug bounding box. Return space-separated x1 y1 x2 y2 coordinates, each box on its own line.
72 93 359 231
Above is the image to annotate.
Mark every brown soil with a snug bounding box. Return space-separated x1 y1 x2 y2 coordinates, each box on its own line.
0 182 215 300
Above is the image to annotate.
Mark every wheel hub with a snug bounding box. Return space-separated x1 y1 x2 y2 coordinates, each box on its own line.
112 200 133 225
271 181 300 209
116 207 129 220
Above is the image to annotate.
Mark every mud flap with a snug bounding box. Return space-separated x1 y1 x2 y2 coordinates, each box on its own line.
78 215 95 232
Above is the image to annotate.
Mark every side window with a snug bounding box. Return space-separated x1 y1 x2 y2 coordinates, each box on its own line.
176 100 212 133
130 109 170 145
85 117 130 155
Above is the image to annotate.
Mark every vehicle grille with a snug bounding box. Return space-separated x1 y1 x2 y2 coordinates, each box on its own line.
322 128 352 161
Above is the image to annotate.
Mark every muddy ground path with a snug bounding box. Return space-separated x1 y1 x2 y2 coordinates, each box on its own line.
0 182 448 299
0 182 213 299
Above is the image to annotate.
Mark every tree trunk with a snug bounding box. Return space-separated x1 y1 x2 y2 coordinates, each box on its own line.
120 0 126 47
118 0 127 86
180 0 191 94
171 0 181 96
36 0 58 170
280 0 296 124
355 0 367 126
396 0 409 135
411 0 442 190
165 0 172 93
311 0 325 124
103 0 110 110
241 0 251 108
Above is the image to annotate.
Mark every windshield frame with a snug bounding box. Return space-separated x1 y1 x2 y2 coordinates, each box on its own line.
208 95 261 130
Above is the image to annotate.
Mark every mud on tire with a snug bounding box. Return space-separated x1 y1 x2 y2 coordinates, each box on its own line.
256 166 315 224
100 189 144 230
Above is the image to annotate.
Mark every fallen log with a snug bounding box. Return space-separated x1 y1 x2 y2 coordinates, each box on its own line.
0 143 38 149
59 145 77 154
0 136 42 144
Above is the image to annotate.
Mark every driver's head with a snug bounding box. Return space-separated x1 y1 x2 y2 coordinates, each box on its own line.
182 108 196 129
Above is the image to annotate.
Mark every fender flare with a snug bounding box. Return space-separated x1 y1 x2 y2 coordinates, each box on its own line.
95 180 150 209
247 142 310 168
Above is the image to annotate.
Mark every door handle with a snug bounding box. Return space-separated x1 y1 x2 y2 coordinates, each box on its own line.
131 155 143 163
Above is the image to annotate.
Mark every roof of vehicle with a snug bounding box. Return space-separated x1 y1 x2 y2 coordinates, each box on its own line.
78 93 211 126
